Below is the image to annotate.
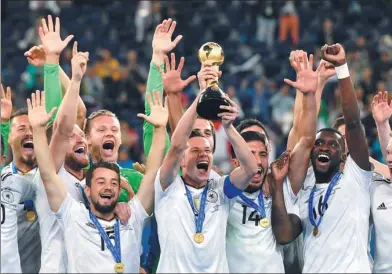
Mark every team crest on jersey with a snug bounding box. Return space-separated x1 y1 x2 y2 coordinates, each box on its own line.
207 190 218 203
1 188 14 203
86 222 96 229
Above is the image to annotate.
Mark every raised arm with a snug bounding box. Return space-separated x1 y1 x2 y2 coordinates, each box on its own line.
143 18 181 157
38 15 73 125
158 53 196 132
160 95 200 189
284 54 318 194
1 84 13 158
322 44 371 170
270 151 302 244
27 90 65 212
50 42 89 172
372 91 392 160
136 91 168 214
220 96 258 189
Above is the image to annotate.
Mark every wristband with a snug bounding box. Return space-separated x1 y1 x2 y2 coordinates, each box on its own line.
335 63 350 79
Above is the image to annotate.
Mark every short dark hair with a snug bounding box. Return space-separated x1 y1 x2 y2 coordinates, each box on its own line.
236 118 270 142
86 161 120 187
231 131 267 159
332 116 345 130
85 110 118 135
194 117 216 153
316 128 346 151
10 108 28 123
190 129 205 139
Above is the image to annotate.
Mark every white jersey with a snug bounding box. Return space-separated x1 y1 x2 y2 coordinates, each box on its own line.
226 179 299 273
154 169 235 273
370 174 392 273
0 163 40 273
34 166 86 273
55 193 148 273
294 156 373 273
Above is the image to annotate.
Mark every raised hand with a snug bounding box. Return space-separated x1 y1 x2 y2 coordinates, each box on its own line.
39 15 74 56
197 61 221 92
114 202 131 225
218 95 239 128
24 45 46 67
137 90 168 128
270 150 291 182
372 91 392 124
284 53 318 94
156 53 196 94
71 41 89 81
317 60 336 82
1 84 13 123
321 43 346 67
289 50 308 73
152 18 182 54
27 90 57 129
133 162 146 174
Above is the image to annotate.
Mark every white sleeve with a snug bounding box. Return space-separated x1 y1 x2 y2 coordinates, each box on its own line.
128 195 150 225
343 156 374 188
54 193 81 228
154 168 181 206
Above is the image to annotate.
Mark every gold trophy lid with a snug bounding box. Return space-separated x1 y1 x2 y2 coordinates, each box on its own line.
198 42 224 65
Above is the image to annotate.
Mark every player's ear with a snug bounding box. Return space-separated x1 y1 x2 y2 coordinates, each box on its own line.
84 185 91 199
231 158 239 168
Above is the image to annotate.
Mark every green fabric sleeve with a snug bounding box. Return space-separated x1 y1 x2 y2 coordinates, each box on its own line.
1 120 10 157
143 62 171 157
118 168 144 202
44 64 62 123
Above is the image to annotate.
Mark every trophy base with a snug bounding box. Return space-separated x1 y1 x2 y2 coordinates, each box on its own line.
196 86 230 120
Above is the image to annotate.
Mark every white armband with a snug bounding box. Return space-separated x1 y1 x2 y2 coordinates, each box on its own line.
335 63 350 79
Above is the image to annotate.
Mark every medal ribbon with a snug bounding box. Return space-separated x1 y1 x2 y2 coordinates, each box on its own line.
308 171 341 228
12 162 35 212
89 211 121 263
239 190 266 219
183 179 209 234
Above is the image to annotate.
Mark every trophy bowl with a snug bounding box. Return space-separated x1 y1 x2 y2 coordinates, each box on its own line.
196 42 229 120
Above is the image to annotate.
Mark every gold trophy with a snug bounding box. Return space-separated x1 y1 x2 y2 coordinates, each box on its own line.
196 42 229 120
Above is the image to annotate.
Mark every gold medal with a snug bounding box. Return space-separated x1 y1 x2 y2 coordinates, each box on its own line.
313 226 320 237
194 232 204 244
114 262 124 273
25 211 36 222
259 218 270 228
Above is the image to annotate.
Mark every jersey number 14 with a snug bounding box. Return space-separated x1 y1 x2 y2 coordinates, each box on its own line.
242 205 261 226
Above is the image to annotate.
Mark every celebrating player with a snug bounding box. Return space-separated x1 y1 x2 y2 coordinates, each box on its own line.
154 88 258 272
272 43 373 272
29 88 167 273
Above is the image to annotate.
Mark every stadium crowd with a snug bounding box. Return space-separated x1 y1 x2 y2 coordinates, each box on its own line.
1 0 392 273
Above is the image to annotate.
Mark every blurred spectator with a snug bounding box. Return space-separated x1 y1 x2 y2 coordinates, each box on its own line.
60 47 73 76
359 67 375 99
373 51 391 83
29 1 60 15
120 120 141 162
270 84 294 135
81 66 104 112
117 145 134 169
256 1 278 49
20 64 43 99
17 17 42 50
317 18 335 46
250 79 272 124
226 85 244 120
279 0 299 46
135 0 152 43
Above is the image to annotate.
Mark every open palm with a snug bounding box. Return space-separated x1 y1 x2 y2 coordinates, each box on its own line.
317 60 335 82
158 53 196 94
137 91 168 128
284 54 318 94
39 15 73 56
152 18 182 54
372 91 392 124
270 150 290 182
1 84 13 122
27 90 57 128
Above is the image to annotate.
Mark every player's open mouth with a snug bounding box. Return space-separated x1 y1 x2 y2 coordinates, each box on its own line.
74 145 86 155
196 161 209 171
316 153 330 166
102 140 115 153
253 167 264 179
21 139 34 152
100 193 113 200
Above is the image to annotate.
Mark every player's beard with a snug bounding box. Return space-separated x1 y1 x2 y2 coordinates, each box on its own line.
64 153 89 171
20 155 36 167
92 199 117 214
